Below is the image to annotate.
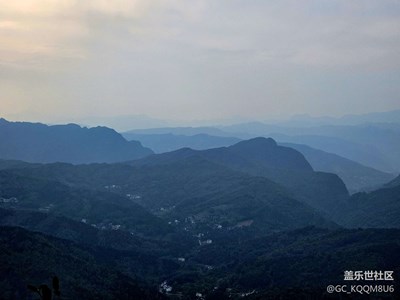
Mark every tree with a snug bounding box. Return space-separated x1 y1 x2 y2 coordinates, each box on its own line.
28 276 61 300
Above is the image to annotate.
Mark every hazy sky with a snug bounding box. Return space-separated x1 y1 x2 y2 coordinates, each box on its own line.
1 0 400 124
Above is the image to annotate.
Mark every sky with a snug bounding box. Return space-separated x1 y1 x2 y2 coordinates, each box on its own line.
1 0 400 126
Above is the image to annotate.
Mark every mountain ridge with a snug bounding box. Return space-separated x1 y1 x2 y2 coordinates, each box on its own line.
132 137 348 215
0 118 153 164
282 142 396 193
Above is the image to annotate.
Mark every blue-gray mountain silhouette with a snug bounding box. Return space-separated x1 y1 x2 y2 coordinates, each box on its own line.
0 118 153 164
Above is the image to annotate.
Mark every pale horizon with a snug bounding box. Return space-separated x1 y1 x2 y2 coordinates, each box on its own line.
2 108 400 132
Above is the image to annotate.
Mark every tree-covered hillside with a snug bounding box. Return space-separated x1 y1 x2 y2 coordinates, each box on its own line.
0 226 166 300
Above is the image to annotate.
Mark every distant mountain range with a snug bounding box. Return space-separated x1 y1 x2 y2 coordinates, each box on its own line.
122 132 241 153
0 118 153 164
218 122 400 172
2 135 398 230
82 109 400 131
283 109 400 126
1 119 400 298
0 117 396 225
126 121 400 173
281 143 395 193
125 126 232 137
121 131 396 192
72 114 172 132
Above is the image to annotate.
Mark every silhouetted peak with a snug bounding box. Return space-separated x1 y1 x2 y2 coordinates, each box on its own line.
234 137 277 148
229 137 313 172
